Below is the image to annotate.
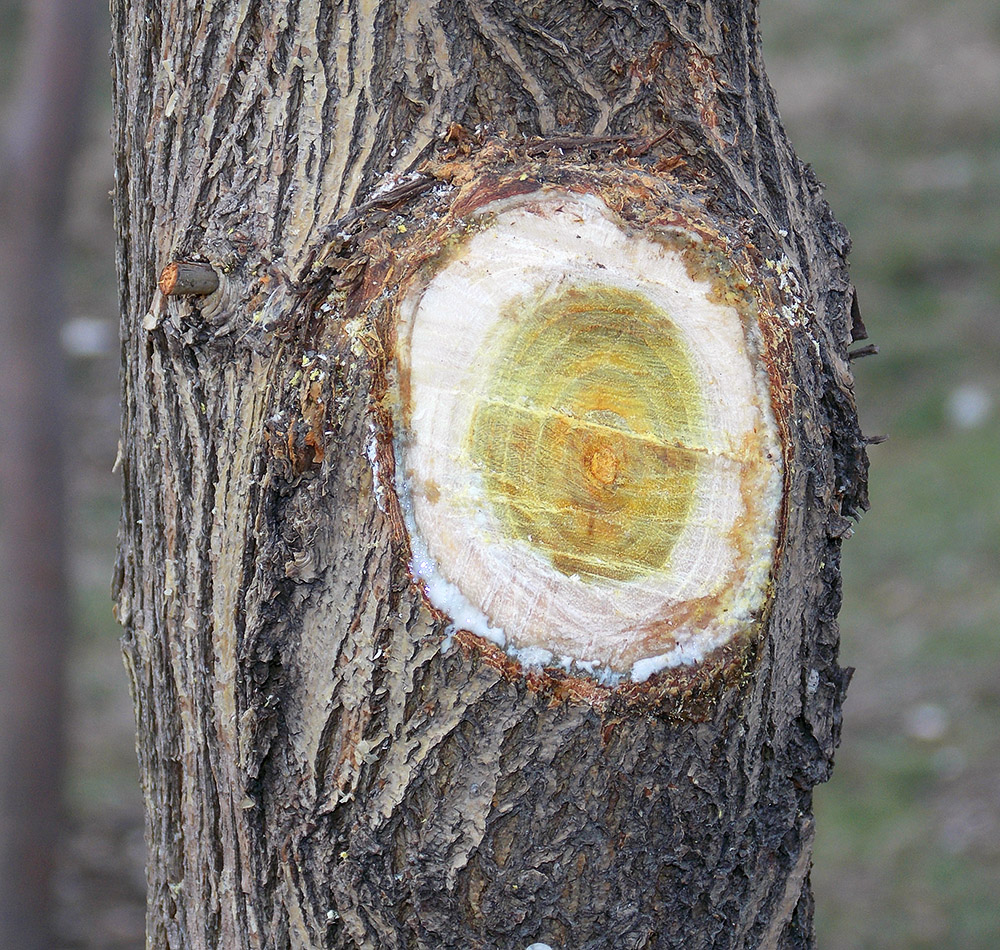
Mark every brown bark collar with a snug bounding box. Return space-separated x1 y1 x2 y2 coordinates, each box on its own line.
112 2 867 948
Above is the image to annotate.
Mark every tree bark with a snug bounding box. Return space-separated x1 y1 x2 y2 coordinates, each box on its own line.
111 2 868 948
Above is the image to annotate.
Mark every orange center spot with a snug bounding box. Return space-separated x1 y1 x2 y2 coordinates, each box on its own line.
588 444 620 485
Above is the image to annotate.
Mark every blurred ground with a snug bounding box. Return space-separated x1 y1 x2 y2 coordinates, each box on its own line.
766 0 1000 946
9 0 999 946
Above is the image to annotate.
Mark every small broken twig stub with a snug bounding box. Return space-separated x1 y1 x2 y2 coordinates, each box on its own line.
158 261 219 297
848 343 879 361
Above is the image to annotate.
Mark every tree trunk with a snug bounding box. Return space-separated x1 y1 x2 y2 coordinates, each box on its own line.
111 2 868 948
0 2 101 946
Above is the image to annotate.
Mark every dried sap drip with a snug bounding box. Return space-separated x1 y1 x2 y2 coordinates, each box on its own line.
467 285 706 583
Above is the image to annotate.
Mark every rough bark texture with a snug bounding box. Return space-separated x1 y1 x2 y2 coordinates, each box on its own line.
111 2 868 948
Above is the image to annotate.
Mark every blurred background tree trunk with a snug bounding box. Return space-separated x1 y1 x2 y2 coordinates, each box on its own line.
0 1 101 947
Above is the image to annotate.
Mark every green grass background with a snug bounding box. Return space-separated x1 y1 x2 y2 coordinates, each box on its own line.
765 0 1000 945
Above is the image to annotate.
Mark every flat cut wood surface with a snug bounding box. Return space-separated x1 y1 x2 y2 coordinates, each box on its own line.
395 191 783 675
468 283 704 582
